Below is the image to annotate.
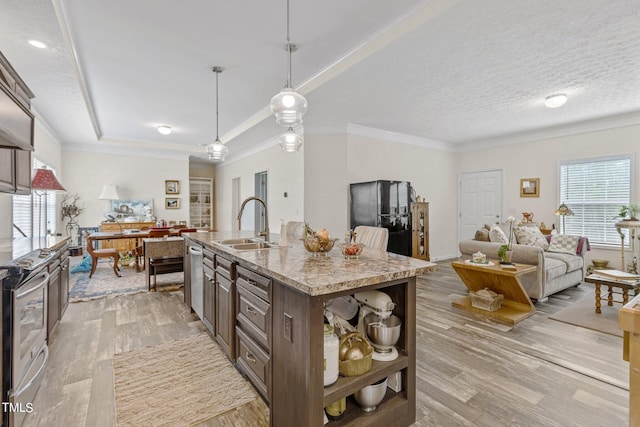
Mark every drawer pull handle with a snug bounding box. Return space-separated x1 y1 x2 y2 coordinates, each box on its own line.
246 306 257 316
246 352 257 364
244 278 256 286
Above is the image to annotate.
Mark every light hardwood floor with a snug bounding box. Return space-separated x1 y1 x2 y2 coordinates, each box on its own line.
25 261 628 426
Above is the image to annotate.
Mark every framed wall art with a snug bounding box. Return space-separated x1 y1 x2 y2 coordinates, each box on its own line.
165 180 180 194
165 198 180 209
520 178 540 198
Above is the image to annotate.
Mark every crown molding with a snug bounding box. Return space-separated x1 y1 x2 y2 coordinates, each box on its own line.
63 141 191 160
347 123 452 151
455 110 640 152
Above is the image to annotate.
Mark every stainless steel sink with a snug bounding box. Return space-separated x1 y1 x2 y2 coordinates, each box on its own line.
216 238 258 245
229 242 276 250
213 238 281 251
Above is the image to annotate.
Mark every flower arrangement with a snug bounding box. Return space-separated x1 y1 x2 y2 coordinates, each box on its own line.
60 193 83 222
119 251 135 266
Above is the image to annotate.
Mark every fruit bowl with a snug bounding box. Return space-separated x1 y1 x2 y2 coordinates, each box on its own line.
338 243 365 259
301 237 338 256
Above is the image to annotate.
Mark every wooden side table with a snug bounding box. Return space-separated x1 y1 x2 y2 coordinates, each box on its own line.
618 293 640 426
584 274 640 314
451 260 537 325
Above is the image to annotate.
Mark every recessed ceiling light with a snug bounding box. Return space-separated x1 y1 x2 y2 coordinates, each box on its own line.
28 40 47 49
157 125 172 135
544 93 568 108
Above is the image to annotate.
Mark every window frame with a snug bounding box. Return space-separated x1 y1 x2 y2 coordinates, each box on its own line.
558 153 634 248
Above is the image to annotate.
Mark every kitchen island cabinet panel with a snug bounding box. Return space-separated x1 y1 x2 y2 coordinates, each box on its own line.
215 272 234 358
184 231 435 427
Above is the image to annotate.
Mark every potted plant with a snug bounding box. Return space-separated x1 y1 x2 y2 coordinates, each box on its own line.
618 203 639 221
61 193 84 246
498 216 518 264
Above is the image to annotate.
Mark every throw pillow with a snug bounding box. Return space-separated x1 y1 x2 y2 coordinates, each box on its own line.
474 229 490 241
547 234 581 255
514 226 549 250
489 225 508 243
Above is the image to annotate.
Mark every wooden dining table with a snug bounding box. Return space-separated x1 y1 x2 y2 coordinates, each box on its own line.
89 228 183 271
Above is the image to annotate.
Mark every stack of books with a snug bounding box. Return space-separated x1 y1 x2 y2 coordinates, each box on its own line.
590 269 640 283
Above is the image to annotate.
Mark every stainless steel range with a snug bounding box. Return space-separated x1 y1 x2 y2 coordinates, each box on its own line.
1 248 55 427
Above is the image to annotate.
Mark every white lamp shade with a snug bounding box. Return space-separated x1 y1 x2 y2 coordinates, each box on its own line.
278 128 303 152
98 184 121 200
270 88 308 127
206 139 229 162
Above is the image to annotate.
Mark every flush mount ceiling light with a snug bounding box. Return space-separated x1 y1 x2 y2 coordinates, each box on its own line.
157 125 172 135
544 93 568 108
278 127 303 152
205 66 229 162
28 40 47 49
270 0 308 127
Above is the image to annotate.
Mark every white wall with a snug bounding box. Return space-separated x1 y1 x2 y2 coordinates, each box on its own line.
214 143 304 234
346 134 459 260
304 132 348 238
62 151 190 228
457 124 640 267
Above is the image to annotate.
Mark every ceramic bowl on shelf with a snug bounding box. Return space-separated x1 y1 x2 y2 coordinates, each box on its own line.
301 237 338 256
338 243 365 258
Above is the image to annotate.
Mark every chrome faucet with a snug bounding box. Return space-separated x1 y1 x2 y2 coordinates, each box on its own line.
237 196 270 240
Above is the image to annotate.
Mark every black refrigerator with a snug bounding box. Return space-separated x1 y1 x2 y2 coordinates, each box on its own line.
349 180 412 256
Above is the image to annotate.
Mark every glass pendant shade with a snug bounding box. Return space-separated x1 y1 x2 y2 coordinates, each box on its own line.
206 138 228 162
278 127 303 152
270 88 308 127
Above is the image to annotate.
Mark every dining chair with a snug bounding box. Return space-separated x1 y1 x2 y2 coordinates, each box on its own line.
353 226 389 251
84 231 121 278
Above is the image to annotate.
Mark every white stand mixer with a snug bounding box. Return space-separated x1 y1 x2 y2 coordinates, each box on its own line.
354 290 399 361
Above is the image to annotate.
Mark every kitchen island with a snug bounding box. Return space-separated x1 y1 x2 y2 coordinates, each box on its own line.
185 231 437 427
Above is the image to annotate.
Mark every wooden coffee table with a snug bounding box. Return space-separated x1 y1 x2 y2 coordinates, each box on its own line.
451 260 537 325
584 274 640 314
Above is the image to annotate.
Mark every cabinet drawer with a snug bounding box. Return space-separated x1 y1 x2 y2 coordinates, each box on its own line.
236 265 271 302
203 256 214 271
236 326 270 402
203 246 215 261
237 281 270 349
215 254 234 280
48 259 60 272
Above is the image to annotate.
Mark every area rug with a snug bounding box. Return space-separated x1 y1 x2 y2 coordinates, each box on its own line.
69 259 183 302
113 333 258 427
549 293 623 337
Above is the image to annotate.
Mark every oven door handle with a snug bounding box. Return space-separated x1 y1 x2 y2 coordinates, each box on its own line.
16 271 49 299
13 345 49 397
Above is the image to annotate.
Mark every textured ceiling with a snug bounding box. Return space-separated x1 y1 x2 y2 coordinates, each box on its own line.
1 0 639 161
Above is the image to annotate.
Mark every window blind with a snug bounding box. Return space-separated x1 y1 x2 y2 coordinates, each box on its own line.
560 155 632 246
12 158 58 238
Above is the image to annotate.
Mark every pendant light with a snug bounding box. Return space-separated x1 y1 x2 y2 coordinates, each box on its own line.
205 66 229 162
278 127 303 152
270 0 308 127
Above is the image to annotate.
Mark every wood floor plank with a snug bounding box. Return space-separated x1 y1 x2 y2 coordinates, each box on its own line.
23 261 630 426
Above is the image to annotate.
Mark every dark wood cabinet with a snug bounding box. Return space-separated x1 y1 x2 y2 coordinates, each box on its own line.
47 261 61 340
214 253 235 359
202 249 215 335
46 242 70 342
60 253 70 318
0 50 34 195
235 264 271 403
183 239 191 308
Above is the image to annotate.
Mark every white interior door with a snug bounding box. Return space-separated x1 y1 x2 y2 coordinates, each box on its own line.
459 169 503 241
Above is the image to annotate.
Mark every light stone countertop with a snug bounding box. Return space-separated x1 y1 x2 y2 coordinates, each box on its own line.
185 231 437 297
0 236 70 265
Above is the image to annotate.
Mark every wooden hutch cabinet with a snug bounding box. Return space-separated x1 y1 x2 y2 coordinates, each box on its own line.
411 202 429 261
